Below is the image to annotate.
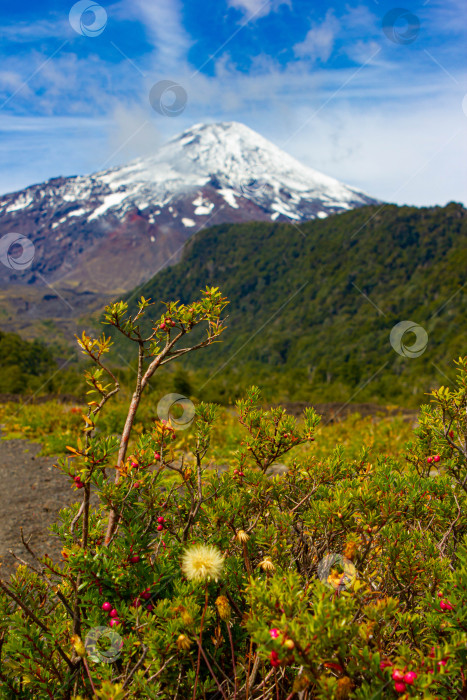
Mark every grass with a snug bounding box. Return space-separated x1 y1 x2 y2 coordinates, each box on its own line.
0 398 415 465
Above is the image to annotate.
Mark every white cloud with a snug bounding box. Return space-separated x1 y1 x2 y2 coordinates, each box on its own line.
294 10 340 63
226 0 291 20
127 0 193 71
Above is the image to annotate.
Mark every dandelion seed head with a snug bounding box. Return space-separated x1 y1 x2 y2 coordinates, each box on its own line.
181 544 224 582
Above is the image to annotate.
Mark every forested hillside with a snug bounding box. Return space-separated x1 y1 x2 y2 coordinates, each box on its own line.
117 202 466 405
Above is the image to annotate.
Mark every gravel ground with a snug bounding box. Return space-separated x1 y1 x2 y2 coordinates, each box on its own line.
0 434 80 581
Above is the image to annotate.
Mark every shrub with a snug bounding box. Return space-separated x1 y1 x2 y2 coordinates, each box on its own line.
0 292 466 699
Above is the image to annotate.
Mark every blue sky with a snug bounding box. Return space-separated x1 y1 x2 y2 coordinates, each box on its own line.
0 0 465 205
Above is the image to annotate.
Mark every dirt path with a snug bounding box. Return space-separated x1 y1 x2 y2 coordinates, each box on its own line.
0 434 79 581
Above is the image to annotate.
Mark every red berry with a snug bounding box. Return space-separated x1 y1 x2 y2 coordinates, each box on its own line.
154 452 161 460
394 681 406 693
109 608 118 618
392 670 404 681
433 454 440 462
102 602 112 612
134 481 141 488
449 430 454 439
109 618 120 627
141 591 151 600
404 672 417 684
427 456 433 463
146 603 154 612
440 600 454 611
160 323 166 330
438 659 448 667
73 475 81 482
157 524 164 531
157 516 165 523
380 661 392 670
437 591 443 597
132 598 141 608
239 471 244 477
270 650 280 668
233 469 239 474
171 433 176 440
76 481 84 489
129 555 140 563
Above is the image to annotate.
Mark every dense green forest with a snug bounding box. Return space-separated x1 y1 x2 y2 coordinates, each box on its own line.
2 203 465 405
112 202 466 405
0 330 58 393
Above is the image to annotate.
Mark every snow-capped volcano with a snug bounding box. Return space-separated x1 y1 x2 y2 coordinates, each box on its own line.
0 122 377 293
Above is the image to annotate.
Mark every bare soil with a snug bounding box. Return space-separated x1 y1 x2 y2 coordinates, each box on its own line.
0 434 79 581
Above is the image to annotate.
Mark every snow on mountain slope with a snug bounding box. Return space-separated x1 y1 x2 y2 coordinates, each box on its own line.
0 122 378 293
89 121 373 220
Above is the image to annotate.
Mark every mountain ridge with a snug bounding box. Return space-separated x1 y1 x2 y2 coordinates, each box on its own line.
0 121 378 294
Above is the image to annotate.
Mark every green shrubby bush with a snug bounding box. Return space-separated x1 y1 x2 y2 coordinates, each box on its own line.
0 292 466 699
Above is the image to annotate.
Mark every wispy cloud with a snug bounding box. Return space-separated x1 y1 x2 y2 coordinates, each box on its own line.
226 0 291 20
0 0 464 207
294 10 340 63
128 0 193 71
